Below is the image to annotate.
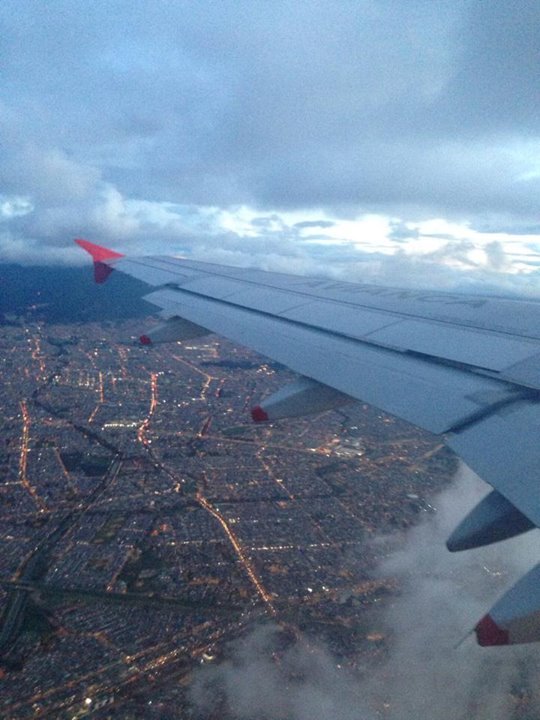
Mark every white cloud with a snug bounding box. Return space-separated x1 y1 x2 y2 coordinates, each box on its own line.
0 195 33 219
2 188 539 300
0 0 538 296
190 465 540 720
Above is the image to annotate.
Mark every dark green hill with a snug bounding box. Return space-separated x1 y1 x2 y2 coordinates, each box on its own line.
0 265 153 323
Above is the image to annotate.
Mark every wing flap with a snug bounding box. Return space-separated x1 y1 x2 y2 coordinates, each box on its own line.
111 254 540 333
503 353 540 388
365 320 537 371
144 286 511 435
112 258 540 377
448 401 540 527
282 301 402 337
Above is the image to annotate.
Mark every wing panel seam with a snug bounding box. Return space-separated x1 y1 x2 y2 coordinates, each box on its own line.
145 284 528 386
124 256 540 342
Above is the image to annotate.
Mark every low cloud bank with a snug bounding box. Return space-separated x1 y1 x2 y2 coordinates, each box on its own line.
191 464 540 719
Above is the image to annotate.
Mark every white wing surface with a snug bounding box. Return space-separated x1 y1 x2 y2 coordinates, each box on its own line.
76 239 540 646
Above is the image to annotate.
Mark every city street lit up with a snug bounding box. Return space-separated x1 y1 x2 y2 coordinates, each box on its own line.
0 314 455 717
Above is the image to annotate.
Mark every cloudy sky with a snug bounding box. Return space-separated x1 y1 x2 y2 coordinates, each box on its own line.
1 0 540 292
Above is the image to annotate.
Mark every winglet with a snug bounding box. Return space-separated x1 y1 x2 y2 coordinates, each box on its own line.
75 238 124 284
251 405 270 423
475 614 509 646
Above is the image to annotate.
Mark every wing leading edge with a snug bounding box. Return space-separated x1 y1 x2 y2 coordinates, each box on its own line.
76 239 540 646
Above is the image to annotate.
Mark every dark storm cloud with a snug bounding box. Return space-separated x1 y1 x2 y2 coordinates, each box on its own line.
0 0 539 261
441 0 540 134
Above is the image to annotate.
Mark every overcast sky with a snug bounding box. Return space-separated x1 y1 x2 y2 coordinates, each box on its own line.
1 0 540 292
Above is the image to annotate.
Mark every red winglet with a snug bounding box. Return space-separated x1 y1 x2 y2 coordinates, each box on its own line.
75 239 124 284
475 614 509 646
75 238 124 262
251 405 269 423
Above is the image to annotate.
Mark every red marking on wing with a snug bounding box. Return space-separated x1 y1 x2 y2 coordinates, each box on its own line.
475 614 509 646
75 238 124 262
94 262 115 284
75 239 124 284
251 406 269 423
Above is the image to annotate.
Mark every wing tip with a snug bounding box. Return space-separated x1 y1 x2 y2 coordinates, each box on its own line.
475 614 509 646
74 238 124 262
75 238 124 284
251 405 269 423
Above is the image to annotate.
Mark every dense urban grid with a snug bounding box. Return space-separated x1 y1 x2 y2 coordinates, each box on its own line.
0 307 456 718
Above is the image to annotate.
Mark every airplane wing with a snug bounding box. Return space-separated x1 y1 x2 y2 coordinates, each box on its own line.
76 238 540 646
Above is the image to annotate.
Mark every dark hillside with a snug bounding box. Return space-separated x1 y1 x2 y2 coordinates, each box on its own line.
0 265 152 323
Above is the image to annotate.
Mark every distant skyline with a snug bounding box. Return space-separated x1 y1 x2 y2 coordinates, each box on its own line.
1 1 539 294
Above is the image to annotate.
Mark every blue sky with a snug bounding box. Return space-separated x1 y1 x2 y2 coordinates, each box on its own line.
1 0 540 293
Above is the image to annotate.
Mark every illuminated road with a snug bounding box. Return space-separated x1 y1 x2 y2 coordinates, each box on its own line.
134 367 277 616
172 353 216 400
6 621 245 719
88 370 105 423
137 371 158 445
30 335 46 379
0 321 459 718
18 401 47 512
0 457 124 653
196 492 277 615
